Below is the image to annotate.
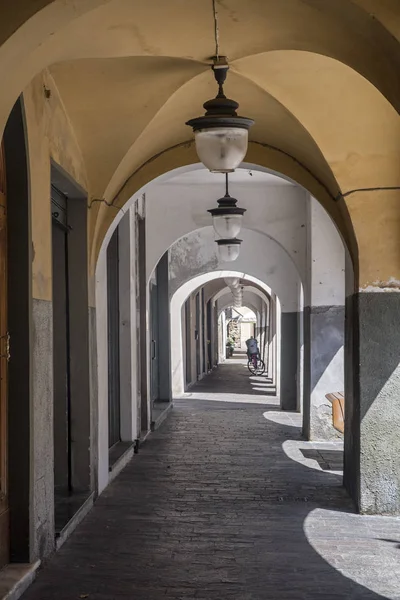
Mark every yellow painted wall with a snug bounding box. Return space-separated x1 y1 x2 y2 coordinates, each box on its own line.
23 70 88 302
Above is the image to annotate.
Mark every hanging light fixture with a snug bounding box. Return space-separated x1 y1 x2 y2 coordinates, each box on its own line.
185 2 254 173
233 298 242 308
217 238 241 262
224 277 240 289
233 294 242 307
209 173 245 238
210 173 244 262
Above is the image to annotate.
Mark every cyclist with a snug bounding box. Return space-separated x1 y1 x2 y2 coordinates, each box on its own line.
245 336 259 369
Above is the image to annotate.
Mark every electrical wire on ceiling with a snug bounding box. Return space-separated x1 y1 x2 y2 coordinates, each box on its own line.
335 186 400 201
212 0 220 60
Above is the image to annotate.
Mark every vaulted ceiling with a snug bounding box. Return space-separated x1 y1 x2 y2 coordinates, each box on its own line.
2 0 400 285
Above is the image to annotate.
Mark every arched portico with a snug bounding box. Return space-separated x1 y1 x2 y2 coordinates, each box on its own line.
0 5 399 587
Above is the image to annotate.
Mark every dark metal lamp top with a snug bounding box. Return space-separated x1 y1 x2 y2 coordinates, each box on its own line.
186 64 254 131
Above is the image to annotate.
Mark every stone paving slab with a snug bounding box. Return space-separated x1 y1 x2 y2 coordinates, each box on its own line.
21 364 400 600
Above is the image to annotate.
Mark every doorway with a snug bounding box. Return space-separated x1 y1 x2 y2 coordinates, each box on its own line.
149 252 171 409
51 186 71 497
51 165 91 536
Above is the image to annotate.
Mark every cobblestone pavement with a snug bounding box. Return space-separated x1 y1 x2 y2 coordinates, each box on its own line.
183 354 278 404
22 364 400 599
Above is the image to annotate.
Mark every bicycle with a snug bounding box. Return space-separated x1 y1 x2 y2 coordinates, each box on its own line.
247 352 265 376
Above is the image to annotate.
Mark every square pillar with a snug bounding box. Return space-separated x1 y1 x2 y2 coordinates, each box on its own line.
280 311 298 411
344 289 400 514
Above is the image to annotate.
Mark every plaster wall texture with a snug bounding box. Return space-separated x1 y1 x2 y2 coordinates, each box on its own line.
356 292 400 514
304 196 345 440
307 198 345 307
31 299 54 561
203 279 227 304
145 176 307 286
307 306 345 440
168 227 301 313
23 72 88 303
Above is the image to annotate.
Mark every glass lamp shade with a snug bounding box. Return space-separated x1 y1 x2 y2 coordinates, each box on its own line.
217 239 241 262
224 277 240 289
213 213 243 239
194 127 248 173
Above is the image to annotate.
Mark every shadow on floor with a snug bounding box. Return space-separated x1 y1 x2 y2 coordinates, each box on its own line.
301 449 344 471
190 360 277 397
21 398 399 600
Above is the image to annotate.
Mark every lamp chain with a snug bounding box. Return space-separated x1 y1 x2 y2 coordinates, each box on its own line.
212 0 220 60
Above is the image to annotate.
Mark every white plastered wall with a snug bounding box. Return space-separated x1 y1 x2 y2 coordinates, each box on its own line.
95 206 140 494
145 169 307 286
168 226 300 313
305 195 346 438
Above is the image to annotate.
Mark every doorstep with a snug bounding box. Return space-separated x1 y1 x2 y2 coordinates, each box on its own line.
0 561 40 600
108 442 135 485
55 492 94 551
151 401 173 431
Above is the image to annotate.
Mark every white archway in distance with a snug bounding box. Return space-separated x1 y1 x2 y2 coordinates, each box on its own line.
170 270 281 397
